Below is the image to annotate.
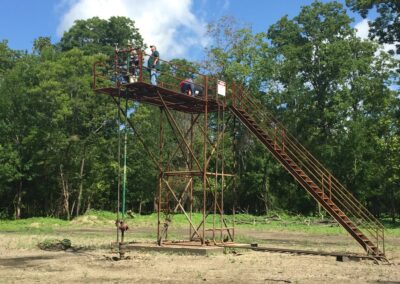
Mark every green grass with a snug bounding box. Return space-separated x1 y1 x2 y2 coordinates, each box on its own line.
0 217 68 233
0 210 399 237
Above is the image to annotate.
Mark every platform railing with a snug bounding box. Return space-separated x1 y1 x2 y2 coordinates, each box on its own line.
93 48 224 102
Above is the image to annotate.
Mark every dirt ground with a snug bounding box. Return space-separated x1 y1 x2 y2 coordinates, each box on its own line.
0 227 399 283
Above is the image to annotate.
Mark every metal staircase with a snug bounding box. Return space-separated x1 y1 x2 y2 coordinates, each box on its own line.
229 87 386 261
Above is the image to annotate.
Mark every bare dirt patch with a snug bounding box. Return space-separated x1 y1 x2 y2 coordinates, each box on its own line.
0 226 399 283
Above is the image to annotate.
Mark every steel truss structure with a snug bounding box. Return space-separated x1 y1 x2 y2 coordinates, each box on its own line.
94 46 237 245
94 46 387 261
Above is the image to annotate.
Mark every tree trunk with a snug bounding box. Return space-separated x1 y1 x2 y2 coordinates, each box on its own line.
86 194 92 212
14 181 23 219
76 156 85 217
138 200 142 215
391 187 396 224
60 165 70 220
260 160 270 215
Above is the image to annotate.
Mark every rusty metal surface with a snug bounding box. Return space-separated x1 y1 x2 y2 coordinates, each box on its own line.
95 82 222 114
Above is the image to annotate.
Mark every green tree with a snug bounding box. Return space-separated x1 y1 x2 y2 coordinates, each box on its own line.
346 0 400 54
265 1 399 214
59 16 144 56
0 40 20 80
204 2 399 216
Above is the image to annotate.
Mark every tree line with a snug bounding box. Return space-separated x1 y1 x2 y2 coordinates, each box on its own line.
0 1 398 221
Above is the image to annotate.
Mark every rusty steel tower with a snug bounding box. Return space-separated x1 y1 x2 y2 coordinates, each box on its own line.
94 46 387 262
94 46 236 246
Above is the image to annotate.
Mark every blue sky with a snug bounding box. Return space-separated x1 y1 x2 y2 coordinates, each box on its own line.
0 0 367 60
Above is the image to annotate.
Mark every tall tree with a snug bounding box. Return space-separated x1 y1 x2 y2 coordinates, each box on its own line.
265 1 399 213
59 16 144 55
346 0 400 54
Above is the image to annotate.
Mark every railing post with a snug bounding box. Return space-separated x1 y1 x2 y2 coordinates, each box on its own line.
139 49 143 83
205 76 208 101
329 175 332 199
282 130 285 153
274 127 277 151
115 48 119 87
321 174 324 197
383 229 385 255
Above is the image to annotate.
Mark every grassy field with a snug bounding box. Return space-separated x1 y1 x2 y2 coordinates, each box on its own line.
1 209 399 237
1 210 399 283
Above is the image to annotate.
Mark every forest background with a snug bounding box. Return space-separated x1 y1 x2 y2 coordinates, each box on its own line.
0 1 398 222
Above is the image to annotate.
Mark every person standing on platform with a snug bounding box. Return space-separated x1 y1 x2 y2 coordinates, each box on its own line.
148 45 160 85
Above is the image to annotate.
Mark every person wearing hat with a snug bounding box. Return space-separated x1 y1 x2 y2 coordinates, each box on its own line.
148 45 160 85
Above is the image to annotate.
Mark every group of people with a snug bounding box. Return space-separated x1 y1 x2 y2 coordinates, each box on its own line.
148 45 203 96
121 44 202 96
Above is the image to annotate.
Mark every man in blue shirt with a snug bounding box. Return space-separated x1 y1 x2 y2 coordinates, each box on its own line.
148 45 160 85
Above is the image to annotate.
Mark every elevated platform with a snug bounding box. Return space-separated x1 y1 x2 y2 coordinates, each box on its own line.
94 82 224 114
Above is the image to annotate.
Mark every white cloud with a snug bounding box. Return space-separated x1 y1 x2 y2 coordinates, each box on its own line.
355 19 398 57
57 0 209 59
355 18 369 40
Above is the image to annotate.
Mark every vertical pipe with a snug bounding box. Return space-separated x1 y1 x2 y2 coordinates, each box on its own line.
220 105 225 241
126 49 130 82
202 76 209 245
232 116 237 242
119 230 125 259
122 95 128 218
157 108 164 245
116 88 121 244
189 114 194 241
115 48 119 87
213 105 219 243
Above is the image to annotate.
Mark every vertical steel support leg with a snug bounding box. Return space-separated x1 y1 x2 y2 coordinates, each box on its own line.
202 77 209 245
157 107 164 245
221 105 225 242
190 114 194 241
